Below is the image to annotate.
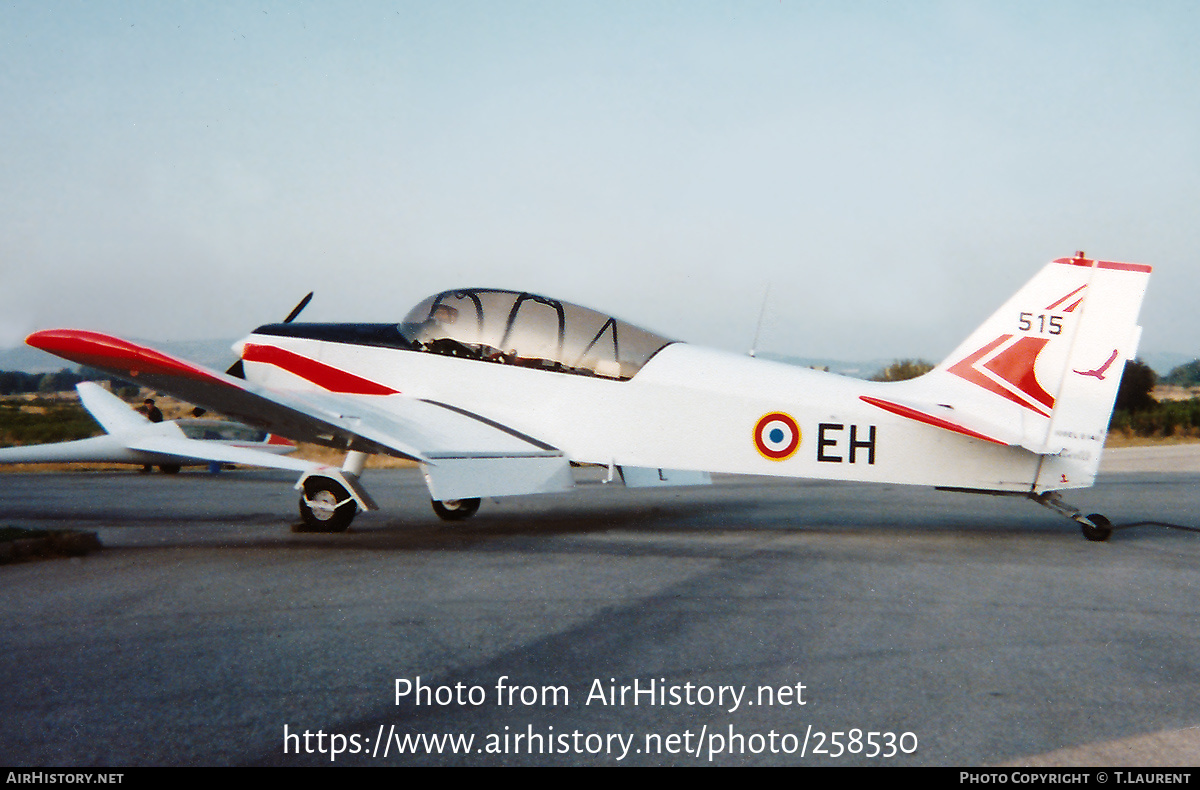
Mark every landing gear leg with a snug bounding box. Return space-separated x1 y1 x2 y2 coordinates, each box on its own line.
1031 491 1113 542
342 450 367 477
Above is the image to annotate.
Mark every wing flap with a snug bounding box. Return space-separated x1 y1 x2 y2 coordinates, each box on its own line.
420 455 574 501
619 466 713 487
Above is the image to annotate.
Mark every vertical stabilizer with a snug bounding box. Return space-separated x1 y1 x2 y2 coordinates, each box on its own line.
920 253 1151 489
75 382 151 434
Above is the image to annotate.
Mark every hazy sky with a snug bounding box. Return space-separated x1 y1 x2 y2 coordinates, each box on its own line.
2 1 1198 362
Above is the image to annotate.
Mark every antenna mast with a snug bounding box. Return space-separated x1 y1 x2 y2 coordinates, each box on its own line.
748 284 771 358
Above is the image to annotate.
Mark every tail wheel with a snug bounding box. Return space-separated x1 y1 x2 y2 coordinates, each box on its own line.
1081 513 1113 542
432 498 481 521
299 477 358 532
159 464 182 474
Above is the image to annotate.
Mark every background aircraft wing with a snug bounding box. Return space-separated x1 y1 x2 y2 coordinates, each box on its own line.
124 435 323 472
0 435 140 465
27 330 572 497
0 434 321 471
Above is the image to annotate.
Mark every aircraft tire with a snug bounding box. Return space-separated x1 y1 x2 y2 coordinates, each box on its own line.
299 477 357 532
1081 513 1112 542
159 464 182 474
432 498 481 521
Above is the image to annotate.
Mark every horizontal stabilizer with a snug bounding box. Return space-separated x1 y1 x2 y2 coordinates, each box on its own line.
859 396 1020 447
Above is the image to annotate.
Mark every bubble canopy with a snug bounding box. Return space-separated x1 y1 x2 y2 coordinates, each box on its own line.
398 289 674 380
176 421 269 442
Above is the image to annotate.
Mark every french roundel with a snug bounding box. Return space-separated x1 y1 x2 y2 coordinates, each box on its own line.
754 412 800 461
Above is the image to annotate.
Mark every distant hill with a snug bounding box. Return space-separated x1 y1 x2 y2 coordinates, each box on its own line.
1138 352 1198 378
756 353 895 379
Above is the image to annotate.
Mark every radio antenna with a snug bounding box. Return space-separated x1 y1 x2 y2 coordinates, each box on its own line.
748 283 771 358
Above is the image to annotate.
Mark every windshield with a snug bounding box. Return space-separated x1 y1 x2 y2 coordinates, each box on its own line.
398 289 673 379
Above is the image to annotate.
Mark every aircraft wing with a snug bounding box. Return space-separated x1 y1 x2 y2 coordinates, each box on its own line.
0 435 140 465
26 330 572 499
123 435 322 472
0 433 324 472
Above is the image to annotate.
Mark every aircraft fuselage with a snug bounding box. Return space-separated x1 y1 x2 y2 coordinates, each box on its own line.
239 331 1060 493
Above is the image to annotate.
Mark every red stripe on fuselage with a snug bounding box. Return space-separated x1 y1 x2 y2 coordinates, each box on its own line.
242 343 399 395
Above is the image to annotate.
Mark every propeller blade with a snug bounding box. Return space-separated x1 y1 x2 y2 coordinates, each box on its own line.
227 292 313 378
283 292 314 324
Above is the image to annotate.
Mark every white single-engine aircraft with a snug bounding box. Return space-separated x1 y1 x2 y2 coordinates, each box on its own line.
25 252 1150 540
0 382 315 474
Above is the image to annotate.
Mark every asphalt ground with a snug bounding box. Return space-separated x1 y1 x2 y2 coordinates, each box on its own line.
0 452 1198 766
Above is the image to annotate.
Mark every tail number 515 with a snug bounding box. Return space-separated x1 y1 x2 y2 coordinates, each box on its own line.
1018 312 1062 335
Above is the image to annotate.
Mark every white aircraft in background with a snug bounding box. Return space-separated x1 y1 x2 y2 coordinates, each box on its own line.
24 252 1150 541
0 382 315 474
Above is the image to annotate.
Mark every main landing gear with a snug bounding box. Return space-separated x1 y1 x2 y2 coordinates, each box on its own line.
1032 491 1113 542
295 452 377 533
431 497 481 521
294 451 486 530
299 476 357 533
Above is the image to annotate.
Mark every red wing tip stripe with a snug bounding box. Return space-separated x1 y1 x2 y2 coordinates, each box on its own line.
26 329 228 385
860 396 1009 446
1053 257 1152 273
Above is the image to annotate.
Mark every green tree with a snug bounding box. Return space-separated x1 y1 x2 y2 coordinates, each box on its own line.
872 359 934 382
1114 359 1157 413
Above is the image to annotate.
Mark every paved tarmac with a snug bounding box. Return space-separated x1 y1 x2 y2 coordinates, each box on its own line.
0 454 1198 766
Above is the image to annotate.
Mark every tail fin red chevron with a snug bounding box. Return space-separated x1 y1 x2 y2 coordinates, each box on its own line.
917 252 1151 490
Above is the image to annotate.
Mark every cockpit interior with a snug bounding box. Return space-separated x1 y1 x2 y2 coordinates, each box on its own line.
398 289 673 380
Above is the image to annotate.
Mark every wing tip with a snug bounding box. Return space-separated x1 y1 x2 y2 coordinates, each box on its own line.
26 329 227 386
